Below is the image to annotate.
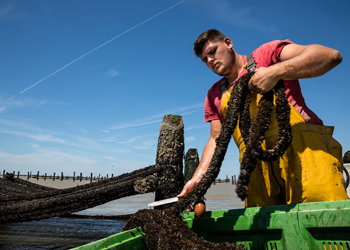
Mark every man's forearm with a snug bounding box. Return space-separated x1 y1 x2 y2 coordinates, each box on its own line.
278 44 342 80
192 139 217 180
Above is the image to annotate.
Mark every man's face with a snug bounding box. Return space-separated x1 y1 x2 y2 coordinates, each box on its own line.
200 39 235 77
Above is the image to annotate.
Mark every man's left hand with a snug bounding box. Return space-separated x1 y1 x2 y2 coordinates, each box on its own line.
248 66 280 94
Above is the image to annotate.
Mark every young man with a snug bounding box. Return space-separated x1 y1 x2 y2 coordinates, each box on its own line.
178 29 349 207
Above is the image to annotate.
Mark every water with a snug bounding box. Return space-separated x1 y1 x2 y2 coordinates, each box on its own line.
0 217 126 249
0 182 244 250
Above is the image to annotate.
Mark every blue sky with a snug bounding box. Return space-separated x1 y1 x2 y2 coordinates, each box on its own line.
0 0 349 179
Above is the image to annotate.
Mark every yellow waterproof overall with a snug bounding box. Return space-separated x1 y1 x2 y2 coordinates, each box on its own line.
221 85 349 207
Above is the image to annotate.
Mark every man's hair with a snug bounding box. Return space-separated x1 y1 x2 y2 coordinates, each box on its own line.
193 29 226 57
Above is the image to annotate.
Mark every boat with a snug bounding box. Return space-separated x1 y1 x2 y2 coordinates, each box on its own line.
71 199 350 250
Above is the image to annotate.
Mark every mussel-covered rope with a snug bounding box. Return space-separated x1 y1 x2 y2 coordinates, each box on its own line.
0 164 169 223
172 71 291 214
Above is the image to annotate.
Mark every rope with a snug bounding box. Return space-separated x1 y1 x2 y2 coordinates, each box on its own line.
0 164 168 223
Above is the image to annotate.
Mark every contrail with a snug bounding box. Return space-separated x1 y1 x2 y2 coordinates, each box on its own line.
7 0 185 102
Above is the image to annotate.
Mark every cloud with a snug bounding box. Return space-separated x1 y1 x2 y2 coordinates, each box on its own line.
102 156 120 163
103 156 119 161
0 118 43 132
0 118 102 150
104 68 119 78
0 3 23 21
110 119 162 131
0 149 97 174
117 133 158 145
184 124 208 131
2 130 67 144
98 136 117 142
109 103 203 131
0 97 47 114
191 0 277 36
185 136 195 142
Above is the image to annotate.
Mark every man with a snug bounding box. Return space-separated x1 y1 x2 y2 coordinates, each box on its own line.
178 29 349 207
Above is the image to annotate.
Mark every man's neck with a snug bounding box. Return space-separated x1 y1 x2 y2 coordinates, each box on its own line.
225 54 244 83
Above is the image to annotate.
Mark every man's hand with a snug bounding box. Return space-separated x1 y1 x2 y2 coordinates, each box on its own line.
177 177 200 198
248 66 281 94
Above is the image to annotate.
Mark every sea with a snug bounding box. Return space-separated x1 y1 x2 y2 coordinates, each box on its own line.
0 182 245 250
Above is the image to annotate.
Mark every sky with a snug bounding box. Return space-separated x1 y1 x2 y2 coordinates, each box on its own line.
0 0 349 180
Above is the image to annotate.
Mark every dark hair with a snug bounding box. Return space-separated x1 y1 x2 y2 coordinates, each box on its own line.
193 29 226 57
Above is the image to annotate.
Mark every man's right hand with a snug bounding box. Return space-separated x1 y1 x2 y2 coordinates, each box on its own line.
177 177 200 198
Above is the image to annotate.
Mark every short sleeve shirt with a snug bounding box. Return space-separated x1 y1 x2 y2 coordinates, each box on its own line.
204 40 323 125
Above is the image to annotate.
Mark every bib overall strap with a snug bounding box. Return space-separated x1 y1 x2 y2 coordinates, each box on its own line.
245 53 256 73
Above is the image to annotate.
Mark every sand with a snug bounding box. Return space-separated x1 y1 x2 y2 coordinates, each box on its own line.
19 175 98 189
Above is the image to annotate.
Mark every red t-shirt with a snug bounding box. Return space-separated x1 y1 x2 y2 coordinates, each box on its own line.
204 40 323 125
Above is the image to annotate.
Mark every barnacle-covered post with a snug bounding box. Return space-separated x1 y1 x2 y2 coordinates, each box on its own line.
184 148 199 183
154 114 185 209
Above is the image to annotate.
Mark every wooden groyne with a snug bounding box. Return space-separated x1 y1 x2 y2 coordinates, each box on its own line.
1 170 115 183
1 170 238 185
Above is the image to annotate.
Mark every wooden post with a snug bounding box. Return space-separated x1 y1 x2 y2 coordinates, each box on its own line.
232 176 234 184
154 114 185 209
80 172 82 182
106 174 108 179
234 175 236 185
73 172 75 182
2 170 5 178
27 172 30 180
36 171 39 180
111 174 114 178
44 173 47 180
90 173 93 183
61 172 63 181
184 148 199 184
17 171 20 179
53 172 56 181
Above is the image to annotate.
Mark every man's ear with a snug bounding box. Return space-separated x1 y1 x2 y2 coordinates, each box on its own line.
223 37 233 49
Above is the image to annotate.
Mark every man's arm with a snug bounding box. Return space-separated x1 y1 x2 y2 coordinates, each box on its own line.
177 119 222 197
248 43 342 94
